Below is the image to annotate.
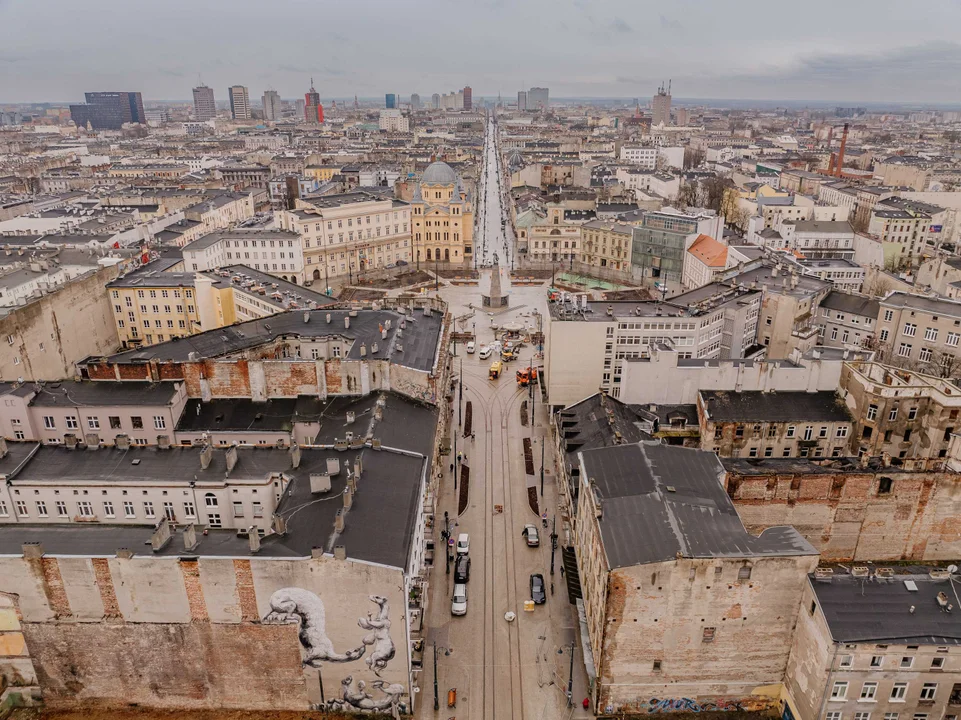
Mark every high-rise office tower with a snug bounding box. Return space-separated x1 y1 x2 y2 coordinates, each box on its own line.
517 90 528 111
675 107 689 127
431 93 440 109
652 81 672 126
463 86 472 111
410 93 422 110
192 85 216 121
305 80 323 123
69 92 145 130
228 86 251 120
528 87 549 110
385 93 397 109
262 90 282 121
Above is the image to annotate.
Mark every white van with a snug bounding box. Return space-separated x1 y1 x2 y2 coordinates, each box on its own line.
478 345 492 359
467 341 476 354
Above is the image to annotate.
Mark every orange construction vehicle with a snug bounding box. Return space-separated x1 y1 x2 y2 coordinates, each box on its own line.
516 366 539 386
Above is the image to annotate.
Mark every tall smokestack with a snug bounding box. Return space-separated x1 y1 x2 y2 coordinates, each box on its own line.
835 123 849 178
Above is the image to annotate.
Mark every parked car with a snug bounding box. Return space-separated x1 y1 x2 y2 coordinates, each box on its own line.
455 555 471 583
530 573 546 604
452 584 468 616
456 533 470 555
478 345 492 359
522 524 540 547
466 341 476 354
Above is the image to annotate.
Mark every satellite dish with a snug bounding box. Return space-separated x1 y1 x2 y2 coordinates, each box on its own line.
949 565 958 575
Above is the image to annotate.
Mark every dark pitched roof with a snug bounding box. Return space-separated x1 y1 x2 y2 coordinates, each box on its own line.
699 390 851 423
580 442 816 568
556 393 652 459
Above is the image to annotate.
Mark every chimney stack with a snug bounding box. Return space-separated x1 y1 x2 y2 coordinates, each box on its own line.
22 542 44 559
248 528 261 553
115 434 131 450
360 343 367 357
334 508 345 532
333 544 347 560
344 316 350 329
290 443 302 468
200 444 213 470
304 310 310 323
225 444 238 474
151 521 172 552
343 485 353 510
326 313 331 324
183 524 198 551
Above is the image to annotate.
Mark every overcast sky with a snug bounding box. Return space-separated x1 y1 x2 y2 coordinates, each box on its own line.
3 0 961 105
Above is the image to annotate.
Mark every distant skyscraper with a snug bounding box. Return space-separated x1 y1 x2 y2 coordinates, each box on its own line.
69 92 145 130
431 93 440 109
228 86 251 120
517 91 528 111
385 93 397 109
192 85 216 121
675 107 689 127
410 93 422 110
305 80 323 123
528 87 549 110
652 81 671 127
262 90 282 121
463 86 472 110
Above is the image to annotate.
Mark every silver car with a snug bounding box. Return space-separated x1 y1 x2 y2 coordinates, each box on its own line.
452 584 468 616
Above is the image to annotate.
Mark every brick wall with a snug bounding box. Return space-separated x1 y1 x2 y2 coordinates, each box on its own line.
727 468 961 561
22 621 307 710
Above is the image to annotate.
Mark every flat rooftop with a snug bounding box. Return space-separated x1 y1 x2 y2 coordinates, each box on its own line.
812 572 961 645
699 390 851 423
30 381 179 408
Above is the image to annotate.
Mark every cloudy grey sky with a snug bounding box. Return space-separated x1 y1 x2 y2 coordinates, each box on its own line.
2 0 961 104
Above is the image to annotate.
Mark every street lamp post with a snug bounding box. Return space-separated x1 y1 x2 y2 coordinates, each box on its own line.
433 643 439 711
458 358 463 428
550 515 557 576
566 641 575 708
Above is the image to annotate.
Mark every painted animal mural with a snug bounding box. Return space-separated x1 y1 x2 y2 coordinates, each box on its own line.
263 587 366 666
262 588 402 715
358 594 395 676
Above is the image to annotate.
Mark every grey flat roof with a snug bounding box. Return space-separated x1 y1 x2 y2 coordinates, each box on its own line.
880 291 961 320
183 229 300 252
101 306 442 372
580 442 816 569
812 573 961 645
30 381 179 408
204 265 339 309
700 390 850 423
0 392 437 569
176 396 326 433
820 291 880 318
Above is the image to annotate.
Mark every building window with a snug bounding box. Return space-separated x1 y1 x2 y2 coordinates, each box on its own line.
900 657 914 669
948 332 961 347
860 682 878 700
920 683 937 701
867 405 878 421
855 713 871 720
77 501 93 517
898 343 913 357
36 501 48 517
163 502 175 521
870 655 883 668
252 502 263 517
890 683 908 701
87 417 100 430
884 309 894 322
832 681 849 700
233 501 244 518
786 425 796 438
908 407 918 420
803 425 814 440
123 501 135 518
883 715 898 720
737 566 752 580
208 513 222 528
702 627 715 643
204 493 218 507
925 327 938 341
153 416 166 430
183 501 196 518
932 657 945 669
143 502 155 518
839 654 854 668
131 416 143 429
826 714 842 720
43 416 55 430
103 502 115 517
920 347 933 363
56 501 67 516
889 406 898 421
903 323 917 337
65 416 78 430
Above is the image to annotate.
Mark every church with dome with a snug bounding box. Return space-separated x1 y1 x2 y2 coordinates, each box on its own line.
410 161 474 267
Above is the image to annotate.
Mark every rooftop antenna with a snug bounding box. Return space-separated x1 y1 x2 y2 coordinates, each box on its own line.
668 79 672 95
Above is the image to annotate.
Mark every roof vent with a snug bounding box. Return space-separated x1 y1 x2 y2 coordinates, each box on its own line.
904 580 919 592
814 567 834 582
875 567 894 578
851 566 869 578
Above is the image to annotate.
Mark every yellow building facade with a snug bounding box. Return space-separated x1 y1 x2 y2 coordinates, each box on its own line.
410 161 473 265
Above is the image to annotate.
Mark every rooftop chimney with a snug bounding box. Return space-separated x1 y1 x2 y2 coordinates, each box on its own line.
343 485 353 510
360 343 367 357
22 542 43 559
333 544 347 560
334 508 345 532
303 310 310 323
248 528 261 553
157 434 171 449
225 444 238 474
344 316 350 329
84 433 100 448
290 443 301 469
0 437 7 459
115 434 131 450
326 313 331 324
200 444 213 470
151 521 172 552
183 524 199 551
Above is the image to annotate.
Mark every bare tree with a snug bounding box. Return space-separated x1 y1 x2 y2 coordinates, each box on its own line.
673 182 701 210
701 176 731 215
683 147 705 170
929 349 960 378
862 275 894 298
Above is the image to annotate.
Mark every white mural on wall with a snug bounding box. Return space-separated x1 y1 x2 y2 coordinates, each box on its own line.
263 588 404 716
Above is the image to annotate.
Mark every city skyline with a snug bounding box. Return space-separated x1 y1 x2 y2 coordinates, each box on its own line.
2 0 961 104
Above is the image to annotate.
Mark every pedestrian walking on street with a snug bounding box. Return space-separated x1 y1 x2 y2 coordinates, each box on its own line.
449 463 454 474
583 698 590 710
